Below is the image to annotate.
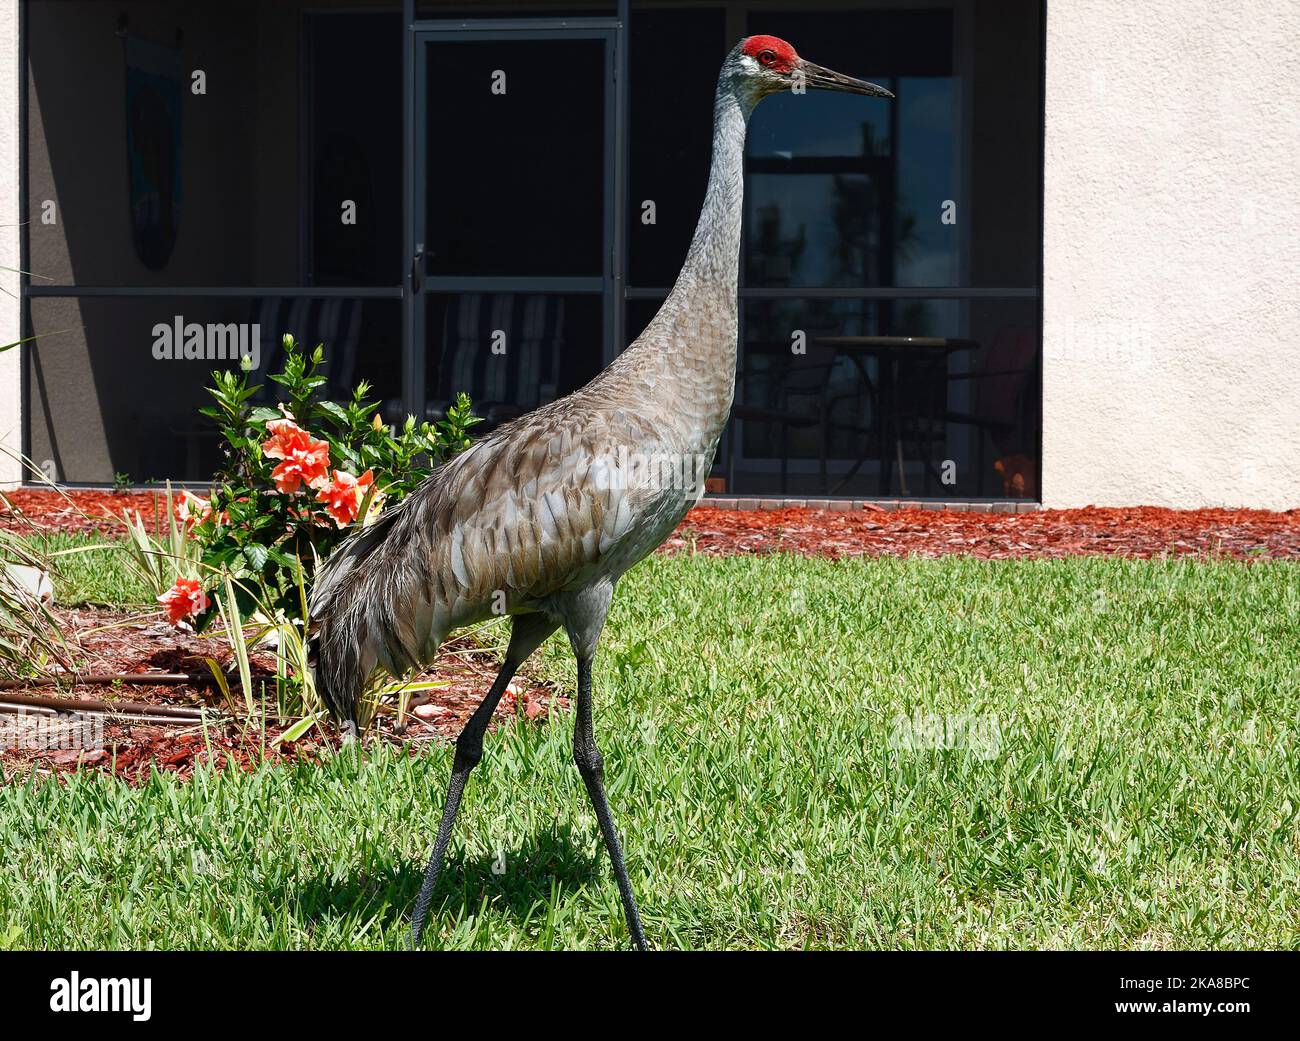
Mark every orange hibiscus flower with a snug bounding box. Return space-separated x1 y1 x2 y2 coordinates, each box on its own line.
173 490 212 534
315 469 376 528
262 417 331 494
157 577 210 628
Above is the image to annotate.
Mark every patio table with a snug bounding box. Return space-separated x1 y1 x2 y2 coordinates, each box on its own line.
816 336 981 495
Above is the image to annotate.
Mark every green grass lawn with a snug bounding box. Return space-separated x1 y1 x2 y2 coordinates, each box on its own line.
35 531 156 608
3 543 1299 949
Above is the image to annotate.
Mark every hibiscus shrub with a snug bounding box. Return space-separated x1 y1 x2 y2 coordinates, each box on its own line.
169 334 479 629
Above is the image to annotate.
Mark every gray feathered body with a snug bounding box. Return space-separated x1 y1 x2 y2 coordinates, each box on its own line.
311 62 757 726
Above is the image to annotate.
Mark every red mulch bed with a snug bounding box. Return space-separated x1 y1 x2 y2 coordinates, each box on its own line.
0 607 565 785
6 488 1298 559
0 488 162 535
3 488 1295 782
664 505 1300 560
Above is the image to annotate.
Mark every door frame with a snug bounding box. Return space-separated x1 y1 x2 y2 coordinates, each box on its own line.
404 16 624 420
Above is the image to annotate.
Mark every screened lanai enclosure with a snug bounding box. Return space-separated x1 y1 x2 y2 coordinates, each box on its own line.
20 0 1043 500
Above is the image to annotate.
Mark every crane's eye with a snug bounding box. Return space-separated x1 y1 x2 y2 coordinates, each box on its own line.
758 50 776 67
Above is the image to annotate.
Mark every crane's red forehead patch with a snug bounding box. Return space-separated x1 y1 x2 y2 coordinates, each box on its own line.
742 35 799 72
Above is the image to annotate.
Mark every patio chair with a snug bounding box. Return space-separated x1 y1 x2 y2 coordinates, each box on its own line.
170 296 364 477
251 296 364 401
733 341 878 495
379 294 565 430
938 326 1039 495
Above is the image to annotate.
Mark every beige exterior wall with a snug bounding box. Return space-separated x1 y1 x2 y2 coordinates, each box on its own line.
0 0 20 486
1042 0 1300 509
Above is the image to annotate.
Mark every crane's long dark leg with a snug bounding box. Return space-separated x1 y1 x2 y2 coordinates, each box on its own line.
563 579 647 950
409 612 558 949
573 652 648 950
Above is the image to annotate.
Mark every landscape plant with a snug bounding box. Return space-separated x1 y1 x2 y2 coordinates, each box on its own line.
122 335 479 718
0 522 70 680
0 451 85 680
188 334 479 629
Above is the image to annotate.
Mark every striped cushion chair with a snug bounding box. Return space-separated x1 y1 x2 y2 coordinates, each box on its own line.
251 296 364 403
435 294 564 425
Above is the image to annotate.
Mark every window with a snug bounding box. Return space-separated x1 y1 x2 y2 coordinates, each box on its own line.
728 3 1043 498
627 6 727 288
22 0 1044 499
628 2 1044 499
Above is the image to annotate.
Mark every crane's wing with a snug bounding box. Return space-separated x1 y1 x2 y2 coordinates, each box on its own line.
426 402 677 605
311 399 682 676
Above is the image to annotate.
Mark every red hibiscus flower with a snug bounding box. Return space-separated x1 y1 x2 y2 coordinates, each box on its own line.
315 469 376 528
157 577 210 628
261 417 331 494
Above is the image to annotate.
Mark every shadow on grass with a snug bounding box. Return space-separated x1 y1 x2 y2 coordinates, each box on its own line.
272 821 602 941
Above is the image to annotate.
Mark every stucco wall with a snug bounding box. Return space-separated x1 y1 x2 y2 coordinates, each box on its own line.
1042 0 1300 509
0 0 20 486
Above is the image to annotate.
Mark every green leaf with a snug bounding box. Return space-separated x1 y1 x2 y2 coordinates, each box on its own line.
273 713 320 746
242 544 270 571
315 400 349 426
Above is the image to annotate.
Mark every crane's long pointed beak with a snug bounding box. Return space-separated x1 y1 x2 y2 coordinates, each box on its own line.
800 60 894 99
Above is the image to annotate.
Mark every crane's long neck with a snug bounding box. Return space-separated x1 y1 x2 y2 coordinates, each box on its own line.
674 81 752 327
618 76 754 451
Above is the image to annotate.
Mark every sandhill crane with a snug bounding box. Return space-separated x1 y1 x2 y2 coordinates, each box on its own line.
310 35 892 950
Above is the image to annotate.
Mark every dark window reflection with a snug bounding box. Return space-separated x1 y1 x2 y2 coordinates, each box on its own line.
747 168 893 288
417 4 617 15
628 6 727 287
744 4 1042 292
731 297 1039 499
22 0 1041 496
745 9 957 291
423 38 606 278
625 297 662 346
308 11 402 286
